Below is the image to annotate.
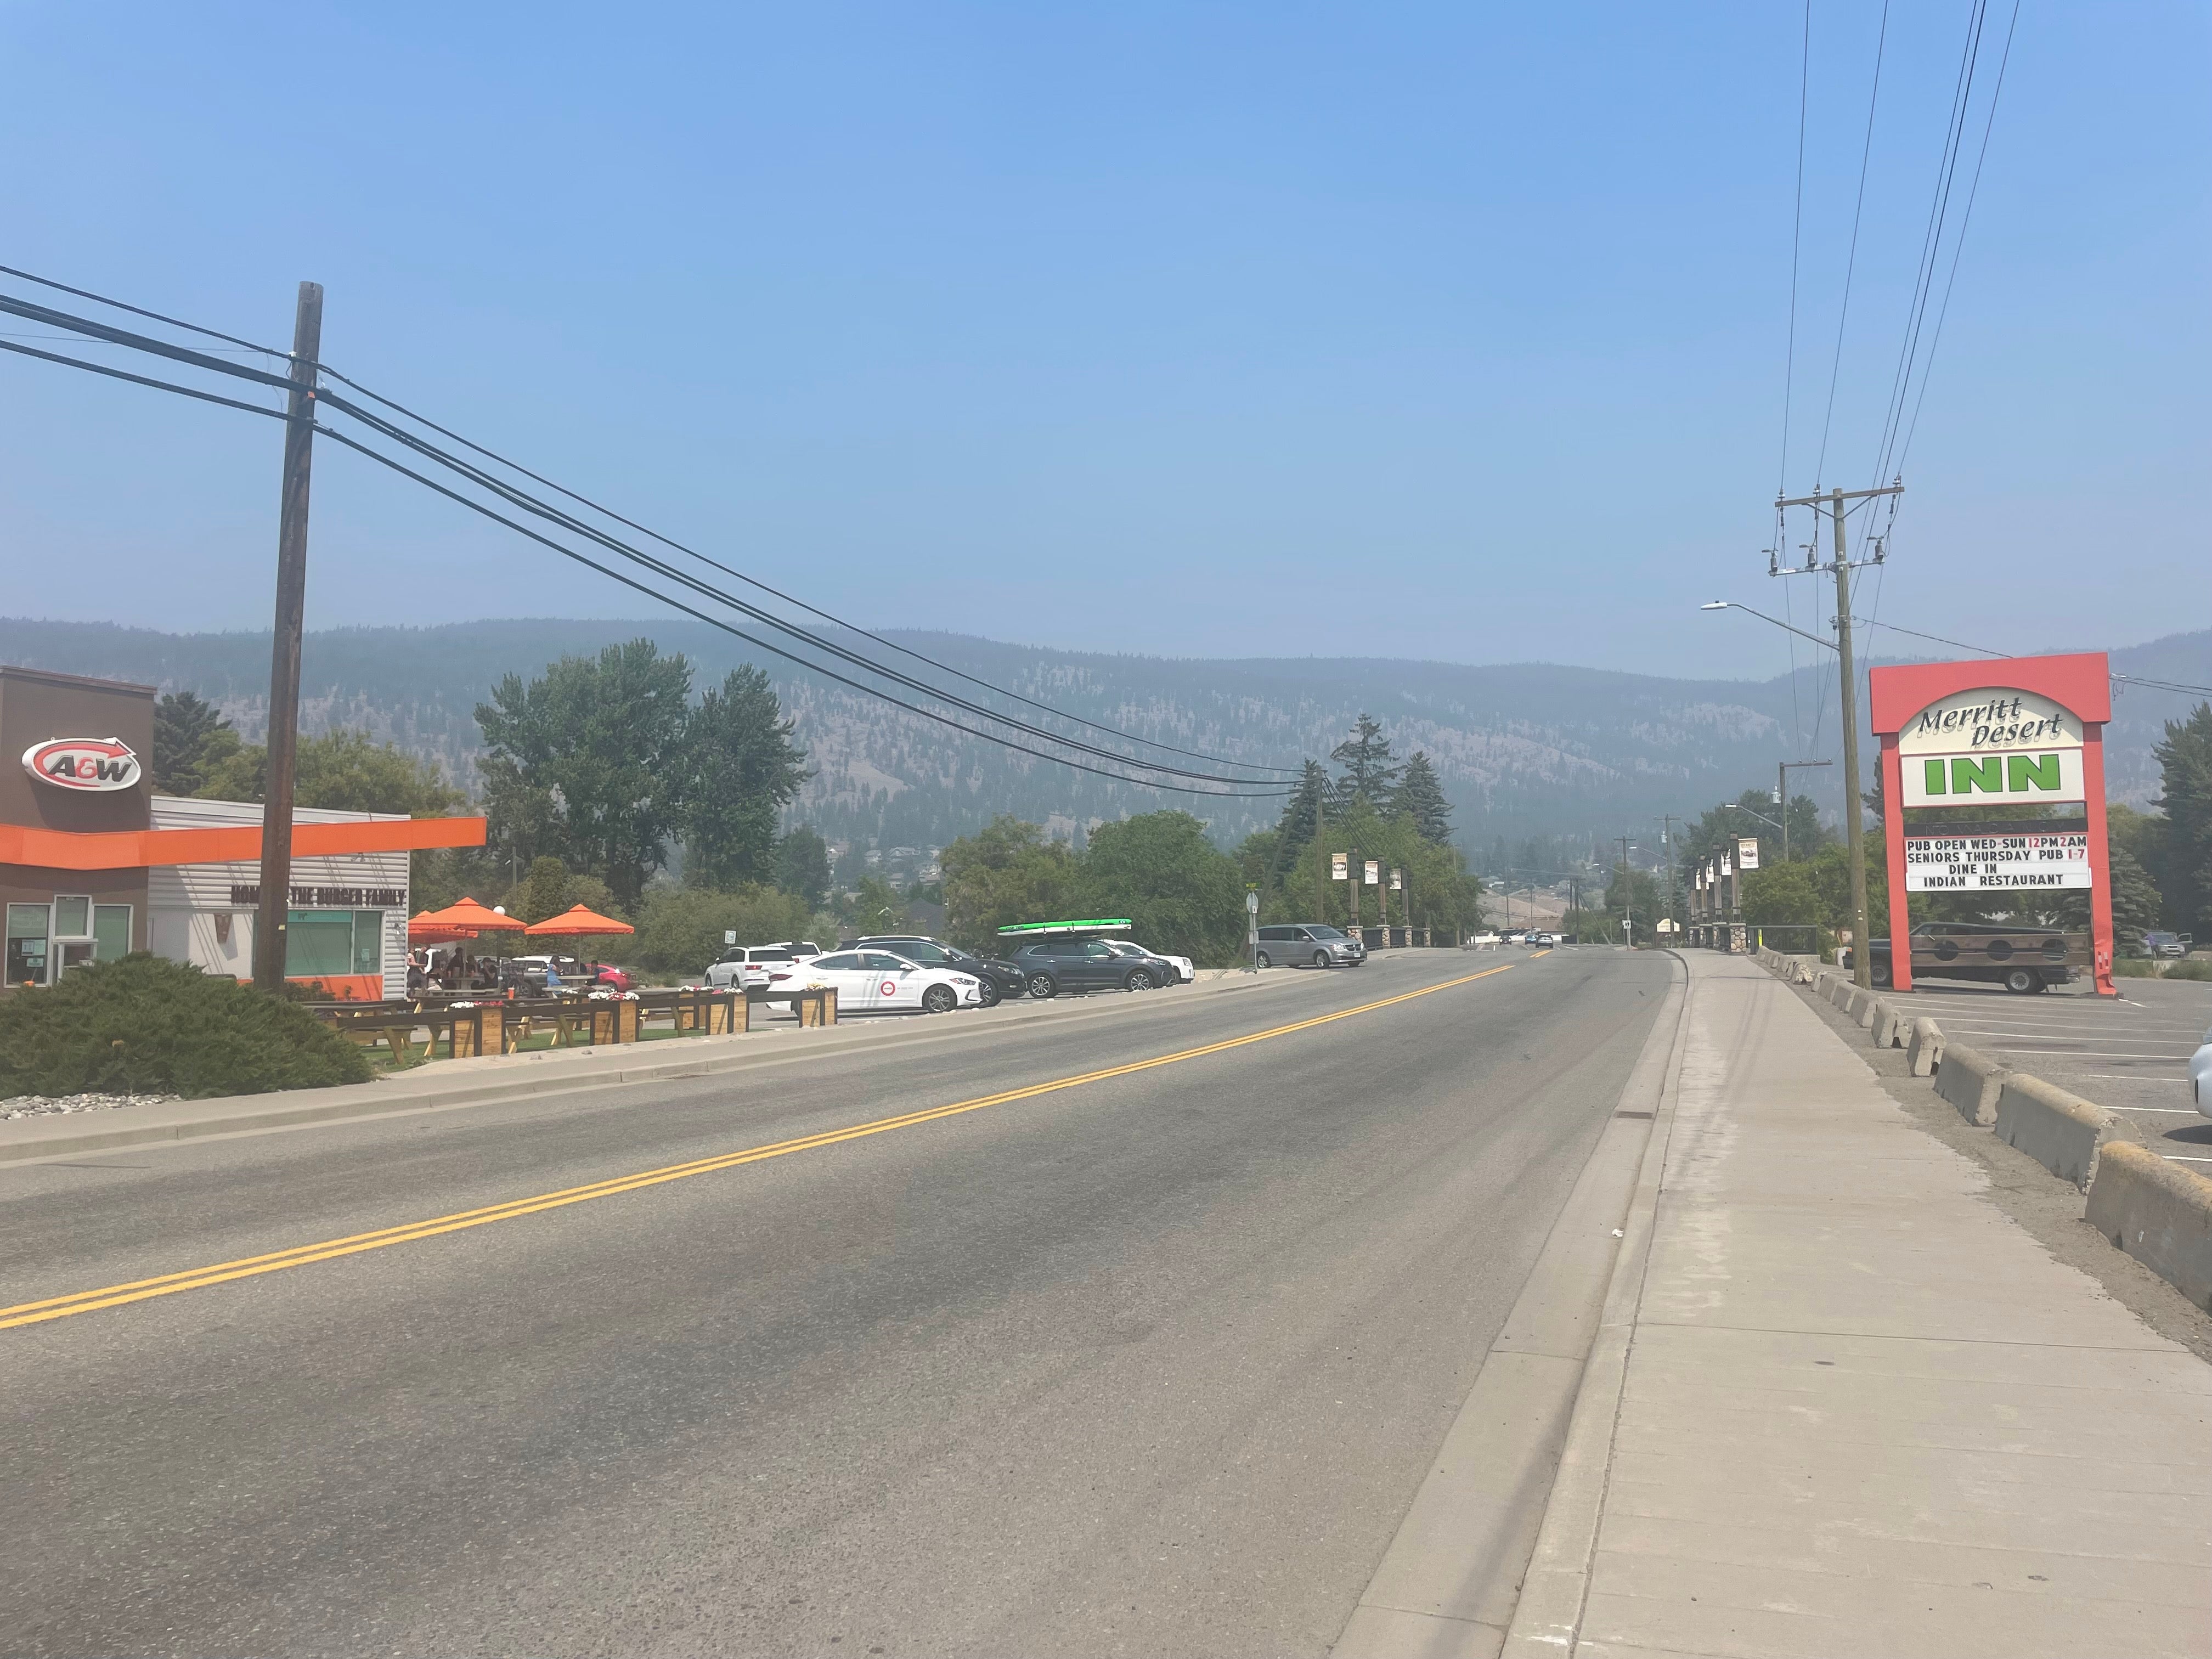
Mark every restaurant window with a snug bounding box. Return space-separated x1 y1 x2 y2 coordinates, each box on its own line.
353 911 382 977
5 903 49 985
53 894 90 938
282 910 383 979
93 904 132 962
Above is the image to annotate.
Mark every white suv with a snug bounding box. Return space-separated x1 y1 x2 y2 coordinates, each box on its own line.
705 941 821 990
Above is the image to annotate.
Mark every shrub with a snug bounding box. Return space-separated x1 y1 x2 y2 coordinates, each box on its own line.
631 884 824 976
0 954 374 1100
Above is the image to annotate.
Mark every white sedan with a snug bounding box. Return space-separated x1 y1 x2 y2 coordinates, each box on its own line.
2192 1020 2211 1116
1104 940 1194 983
764 949 984 1014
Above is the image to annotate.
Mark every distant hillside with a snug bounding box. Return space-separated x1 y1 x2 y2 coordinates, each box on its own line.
2 617 2202 856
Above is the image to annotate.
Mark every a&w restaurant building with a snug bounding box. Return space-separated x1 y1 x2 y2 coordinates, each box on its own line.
3 664 483 999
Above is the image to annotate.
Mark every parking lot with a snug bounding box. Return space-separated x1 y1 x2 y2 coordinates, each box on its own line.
1889 976 2212 1167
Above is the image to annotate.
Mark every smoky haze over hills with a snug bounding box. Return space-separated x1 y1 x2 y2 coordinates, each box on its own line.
2 617 2203 858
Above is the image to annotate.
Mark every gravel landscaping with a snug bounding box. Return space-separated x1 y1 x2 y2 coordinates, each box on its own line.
2 1091 179 1122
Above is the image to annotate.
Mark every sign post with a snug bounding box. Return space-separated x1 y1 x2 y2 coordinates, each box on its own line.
1870 654 2114 996
1245 887 1260 973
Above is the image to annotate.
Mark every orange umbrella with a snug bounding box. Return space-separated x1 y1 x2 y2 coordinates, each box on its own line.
407 911 478 945
414 895 527 933
523 904 635 938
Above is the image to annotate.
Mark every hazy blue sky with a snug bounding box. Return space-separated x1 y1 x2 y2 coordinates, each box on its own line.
2 2 2204 679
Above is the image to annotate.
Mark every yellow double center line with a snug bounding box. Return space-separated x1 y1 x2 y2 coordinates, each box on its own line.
2 962 1521 1331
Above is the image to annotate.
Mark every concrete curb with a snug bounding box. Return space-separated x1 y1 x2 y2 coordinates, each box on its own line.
1994 1070 2117 1189
1498 956 1694 1658
1933 1041 2009 1126
2086 1142 2212 1312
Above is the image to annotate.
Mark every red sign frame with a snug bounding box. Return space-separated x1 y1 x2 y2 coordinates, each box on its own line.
1867 652 2113 996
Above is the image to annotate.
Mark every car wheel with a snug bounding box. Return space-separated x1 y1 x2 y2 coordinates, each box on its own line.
2002 967 2036 994
1027 972 1058 999
1124 969 1155 991
977 978 1002 1008
922 984 958 1014
1871 962 1893 989
1256 951 1272 969
1313 951 1330 968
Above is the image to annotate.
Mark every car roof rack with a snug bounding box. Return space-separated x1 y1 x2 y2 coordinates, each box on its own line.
996 917 1135 938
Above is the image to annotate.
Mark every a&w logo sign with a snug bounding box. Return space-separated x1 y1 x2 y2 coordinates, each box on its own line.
22 736 142 792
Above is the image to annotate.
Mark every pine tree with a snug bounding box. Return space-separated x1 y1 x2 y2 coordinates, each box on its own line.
151 691 233 794
2153 703 2212 935
1393 751 1452 845
1330 713 1402 807
1273 761 1330 856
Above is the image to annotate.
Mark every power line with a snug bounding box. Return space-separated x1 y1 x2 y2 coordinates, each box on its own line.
311 424 1296 798
1812 0 1891 488
0 337 287 421
1778 0 1813 498
0 269 1301 780
1865 0 1990 517
1897 0 2021 474
0 306 1296 798
311 386 1281 786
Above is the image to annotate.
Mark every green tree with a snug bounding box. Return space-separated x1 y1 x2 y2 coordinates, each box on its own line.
1742 862 1820 928
2152 703 2212 936
1330 713 1402 808
631 884 822 975
1393 751 1452 845
839 874 909 934
1272 760 1331 865
1079 811 1245 965
475 640 693 911
941 816 1080 951
194 729 464 817
774 826 834 910
151 691 234 794
684 665 812 890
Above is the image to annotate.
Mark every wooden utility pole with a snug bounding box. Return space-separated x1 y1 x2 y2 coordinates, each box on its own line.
1314 786 1327 924
1617 834 1633 945
252 281 324 992
1776 758 1833 866
1775 482 1898 989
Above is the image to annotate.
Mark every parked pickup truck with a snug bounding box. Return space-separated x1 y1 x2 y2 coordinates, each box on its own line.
1843 922 2085 994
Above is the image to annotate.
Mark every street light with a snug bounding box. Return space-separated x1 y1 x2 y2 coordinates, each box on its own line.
1702 599 1870 986
1700 600 1838 654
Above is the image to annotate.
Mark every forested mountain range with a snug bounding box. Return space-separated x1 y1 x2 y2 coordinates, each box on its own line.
3 616 2203 858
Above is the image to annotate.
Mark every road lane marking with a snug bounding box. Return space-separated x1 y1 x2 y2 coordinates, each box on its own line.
2 962 1521 1330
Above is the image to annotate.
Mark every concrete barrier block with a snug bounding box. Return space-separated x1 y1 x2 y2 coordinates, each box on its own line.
1906 1017 1944 1077
1934 1042 2007 1125
1870 999 1906 1047
1853 988 1881 1029
1995 1071 2115 1188
1828 978 1854 1011
2087 1142 2212 1312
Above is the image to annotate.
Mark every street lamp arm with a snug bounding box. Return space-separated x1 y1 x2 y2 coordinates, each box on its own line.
1724 803 1785 834
1700 601 1838 653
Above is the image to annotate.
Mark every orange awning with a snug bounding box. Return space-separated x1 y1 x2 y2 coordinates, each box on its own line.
523 904 635 937
0 815 487 873
408 911 479 945
414 895 527 932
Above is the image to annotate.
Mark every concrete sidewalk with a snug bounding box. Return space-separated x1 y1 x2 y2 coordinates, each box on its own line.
1509 951 2212 1658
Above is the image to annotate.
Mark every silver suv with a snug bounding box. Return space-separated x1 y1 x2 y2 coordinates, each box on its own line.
1255 924 1366 969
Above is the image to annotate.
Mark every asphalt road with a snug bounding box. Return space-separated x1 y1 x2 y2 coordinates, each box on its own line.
0 946 1669 1658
